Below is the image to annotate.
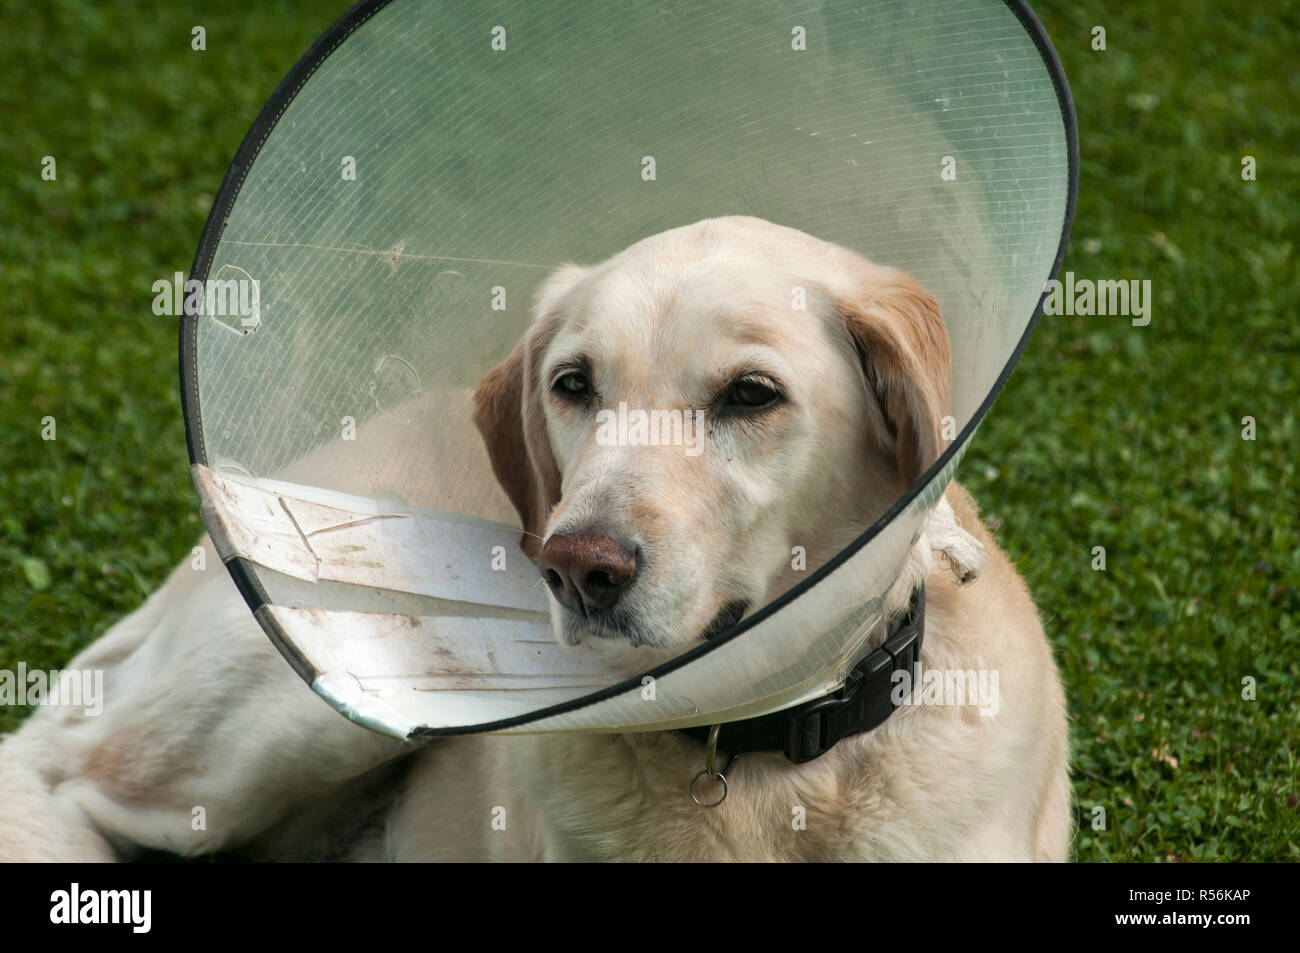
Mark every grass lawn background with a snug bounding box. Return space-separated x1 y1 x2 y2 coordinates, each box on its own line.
1 0 1296 861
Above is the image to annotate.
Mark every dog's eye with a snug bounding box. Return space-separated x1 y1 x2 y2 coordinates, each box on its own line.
552 371 592 402
722 377 782 411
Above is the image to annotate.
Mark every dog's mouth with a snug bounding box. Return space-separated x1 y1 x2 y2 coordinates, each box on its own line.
558 598 751 649
700 600 750 641
559 605 655 648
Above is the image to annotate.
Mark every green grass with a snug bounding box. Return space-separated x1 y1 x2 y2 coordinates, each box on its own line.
1 0 1297 861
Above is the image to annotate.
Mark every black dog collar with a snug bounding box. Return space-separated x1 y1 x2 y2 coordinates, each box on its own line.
678 586 925 764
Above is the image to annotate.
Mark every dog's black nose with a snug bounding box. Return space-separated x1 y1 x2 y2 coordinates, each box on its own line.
538 533 638 614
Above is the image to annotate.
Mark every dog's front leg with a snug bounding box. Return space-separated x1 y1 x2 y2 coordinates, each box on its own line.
0 538 410 860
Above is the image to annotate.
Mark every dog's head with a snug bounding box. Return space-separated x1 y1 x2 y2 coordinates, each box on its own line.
474 217 950 663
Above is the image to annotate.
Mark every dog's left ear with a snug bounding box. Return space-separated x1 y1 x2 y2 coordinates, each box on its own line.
472 265 585 561
838 269 952 486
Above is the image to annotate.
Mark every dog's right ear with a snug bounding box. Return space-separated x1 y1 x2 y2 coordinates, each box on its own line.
472 265 585 561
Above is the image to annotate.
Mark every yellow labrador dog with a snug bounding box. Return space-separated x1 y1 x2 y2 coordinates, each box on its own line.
0 217 1070 862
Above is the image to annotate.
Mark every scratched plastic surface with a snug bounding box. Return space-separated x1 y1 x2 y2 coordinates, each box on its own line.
189 0 1071 734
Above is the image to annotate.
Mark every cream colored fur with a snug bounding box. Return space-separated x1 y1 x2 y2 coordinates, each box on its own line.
0 217 1070 862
